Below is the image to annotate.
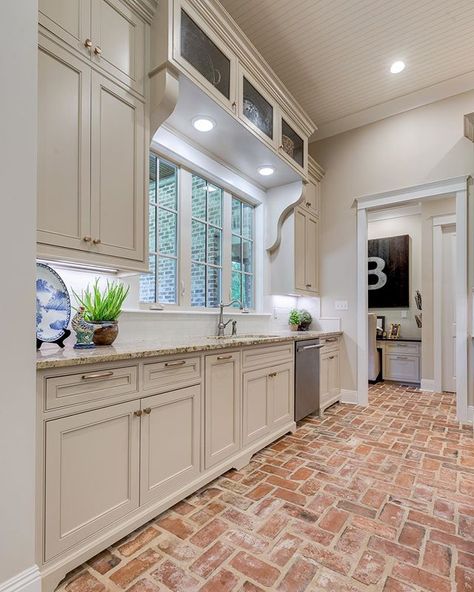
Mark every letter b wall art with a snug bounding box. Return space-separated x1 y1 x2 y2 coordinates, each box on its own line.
368 234 409 308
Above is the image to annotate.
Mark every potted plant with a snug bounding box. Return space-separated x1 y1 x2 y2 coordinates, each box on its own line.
289 309 301 331
299 309 312 331
73 279 129 346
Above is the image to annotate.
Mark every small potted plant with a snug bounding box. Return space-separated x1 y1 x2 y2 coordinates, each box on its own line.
73 279 129 346
289 309 301 331
299 310 312 331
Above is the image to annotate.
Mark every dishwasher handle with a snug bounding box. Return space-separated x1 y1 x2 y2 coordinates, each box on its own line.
299 344 324 351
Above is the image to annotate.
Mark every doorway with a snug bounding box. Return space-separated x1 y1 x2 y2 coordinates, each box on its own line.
355 177 469 422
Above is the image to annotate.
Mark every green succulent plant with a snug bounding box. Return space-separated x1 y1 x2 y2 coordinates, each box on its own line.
73 279 129 322
289 309 301 326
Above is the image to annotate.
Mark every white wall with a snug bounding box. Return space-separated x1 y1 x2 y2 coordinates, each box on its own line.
311 90 474 394
0 1 39 589
368 213 422 339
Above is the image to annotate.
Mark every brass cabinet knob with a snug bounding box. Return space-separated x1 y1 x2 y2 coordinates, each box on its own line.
143 407 152 415
93 238 101 244
134 410 143 417
306 283 312 288
269 372 277 378
94 46 102 55
83 236 92 242
306 201 312 207
84 38 92 48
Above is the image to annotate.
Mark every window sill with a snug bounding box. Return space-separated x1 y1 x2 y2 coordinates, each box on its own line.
122 308 271 317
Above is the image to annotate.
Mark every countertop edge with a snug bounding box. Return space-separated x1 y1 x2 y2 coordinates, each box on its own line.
36 331 343 370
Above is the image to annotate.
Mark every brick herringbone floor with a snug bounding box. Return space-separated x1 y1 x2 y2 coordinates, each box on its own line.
57 384 474 592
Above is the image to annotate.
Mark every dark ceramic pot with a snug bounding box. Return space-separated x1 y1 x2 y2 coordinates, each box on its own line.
93 321 119 346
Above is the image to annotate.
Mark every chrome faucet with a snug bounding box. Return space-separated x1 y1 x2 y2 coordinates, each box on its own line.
217 299 243 337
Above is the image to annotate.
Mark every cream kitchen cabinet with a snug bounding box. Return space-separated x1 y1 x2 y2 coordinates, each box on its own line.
39 0 146 95
140 385 200 506
204 351 241 469
320 339 341 412
44 400 140 561
242 361 293 446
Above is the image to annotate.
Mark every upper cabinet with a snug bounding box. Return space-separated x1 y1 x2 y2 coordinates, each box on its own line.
152 0 315 182
37 0 155 271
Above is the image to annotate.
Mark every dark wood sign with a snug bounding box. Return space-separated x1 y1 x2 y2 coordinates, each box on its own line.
368 234 409 308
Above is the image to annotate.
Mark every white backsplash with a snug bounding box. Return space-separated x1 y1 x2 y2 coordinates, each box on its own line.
51 265 339 342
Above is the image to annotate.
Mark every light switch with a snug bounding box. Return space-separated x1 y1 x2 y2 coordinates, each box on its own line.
335 300 349 311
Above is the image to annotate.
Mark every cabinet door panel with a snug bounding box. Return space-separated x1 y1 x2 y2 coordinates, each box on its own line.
303 181 319 216
320 353 330 405
91 0 145 93
294 208 306 291
140 386 200 505
271 363 294 429
242 368 270 446
328 351 340 397
205 353 241 468
39 0 91 56
38 39 91 250
90 72 145 261
305 215 319 294
45 401 139 560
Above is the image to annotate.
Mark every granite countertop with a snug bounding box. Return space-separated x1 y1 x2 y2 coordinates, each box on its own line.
36 330 342 370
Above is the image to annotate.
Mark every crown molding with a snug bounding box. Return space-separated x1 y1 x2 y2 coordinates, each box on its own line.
308 155 325 182
123 0 158 23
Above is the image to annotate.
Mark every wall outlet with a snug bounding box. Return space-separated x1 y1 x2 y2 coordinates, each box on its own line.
335 300 349 311
401 310 408 319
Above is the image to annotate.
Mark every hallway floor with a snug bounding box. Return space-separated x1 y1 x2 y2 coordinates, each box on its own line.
58 384 474 592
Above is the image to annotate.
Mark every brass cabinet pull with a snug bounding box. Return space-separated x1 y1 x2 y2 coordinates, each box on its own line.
217 354 232 360
134 410 143 417
329 355 335 360
143 407 152 415
164 360 186 367
84 38 92 48
325 337 337 343
83 236 92 242
81 371 114 380
395 356 409 361
306 201 312 207
93 238 101 244
94 46 102 55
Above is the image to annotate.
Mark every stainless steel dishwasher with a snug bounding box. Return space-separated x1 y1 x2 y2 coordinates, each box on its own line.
295 339 324 421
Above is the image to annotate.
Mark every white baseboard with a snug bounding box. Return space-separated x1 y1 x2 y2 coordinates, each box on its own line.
340 389 359 404
420 379 435 392
0 567 41 592
468 406 474 424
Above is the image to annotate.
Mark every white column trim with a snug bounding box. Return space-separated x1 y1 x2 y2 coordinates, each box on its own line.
0 567 41 592
357 208 369 406
432 224 443 393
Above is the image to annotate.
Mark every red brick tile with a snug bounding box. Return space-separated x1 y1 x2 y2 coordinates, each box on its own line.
379 503 406 527
337 500 376 518
88 550 121 574
301 543 350 575
422 541 452 577
190 541 233 578
257 512 287 538
266 475 300 491
118 527 159 557
270 533 302 566
299 478 321 496
433 499 455 522
459 514 474 540
392 563 451 592
241 582 265 592
319 507 349 533
277 556 318 592
399 522 425 548
173 500 195 516
430 529 474 554
455 566 474 592
156 516 194 540
199 569 239 592
261 464 291 478
157 537 198 562
336 526 367 554
313 569 360 591
458 551 474 570
351 515 398 540
220 491 253 510
111 549 161 589
190 518 229 548
353 550 385 585
383 576 418 592
307 492 335 514
152 560 199 592
362 488 387 510
408 509 455 533
290 467 313 481
230 552 280 587
225 529 268 553
246 483 273 500
65 572 105 592
273 487 307 506
126 579 160 592
368 536 419 565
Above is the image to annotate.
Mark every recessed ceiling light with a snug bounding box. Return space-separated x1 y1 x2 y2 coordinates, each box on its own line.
390 60 405 74
192 117 215 132
258 166 275 176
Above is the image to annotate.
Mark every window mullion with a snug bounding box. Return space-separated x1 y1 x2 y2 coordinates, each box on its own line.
179 168 192 307
222 190 232 302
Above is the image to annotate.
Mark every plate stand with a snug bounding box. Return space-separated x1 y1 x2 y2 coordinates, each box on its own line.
37 329 71 350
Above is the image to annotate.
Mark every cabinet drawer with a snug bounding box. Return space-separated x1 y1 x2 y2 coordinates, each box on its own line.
320 335 339 352
384 342 420 356
45 365 139 410
384 354 420 383
144 356 201 393
242 343 293 370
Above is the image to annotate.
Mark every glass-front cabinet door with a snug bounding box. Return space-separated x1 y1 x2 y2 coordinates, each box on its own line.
176 4 235 107
239 68 275 145
280 117 306 172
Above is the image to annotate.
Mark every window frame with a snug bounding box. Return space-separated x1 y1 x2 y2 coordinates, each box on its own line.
231 197 255 309
140 150 258 312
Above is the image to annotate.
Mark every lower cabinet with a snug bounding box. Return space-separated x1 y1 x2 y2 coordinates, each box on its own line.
204 352 241 469
140 385 200 506
320 349 341 411
383 354 420 383
243 362 294 446
44 401 140 560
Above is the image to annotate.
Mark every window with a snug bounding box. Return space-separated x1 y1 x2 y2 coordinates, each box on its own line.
191 175 223 307
140 154 257 309
231 198 254 308
140 155 179 304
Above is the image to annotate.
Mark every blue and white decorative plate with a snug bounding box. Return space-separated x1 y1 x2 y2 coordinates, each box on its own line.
36 263 71 343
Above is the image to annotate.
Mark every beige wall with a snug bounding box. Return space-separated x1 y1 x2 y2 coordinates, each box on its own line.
0 0 38 586
311 91 474 394
420 197 456 382
368 213 422 340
